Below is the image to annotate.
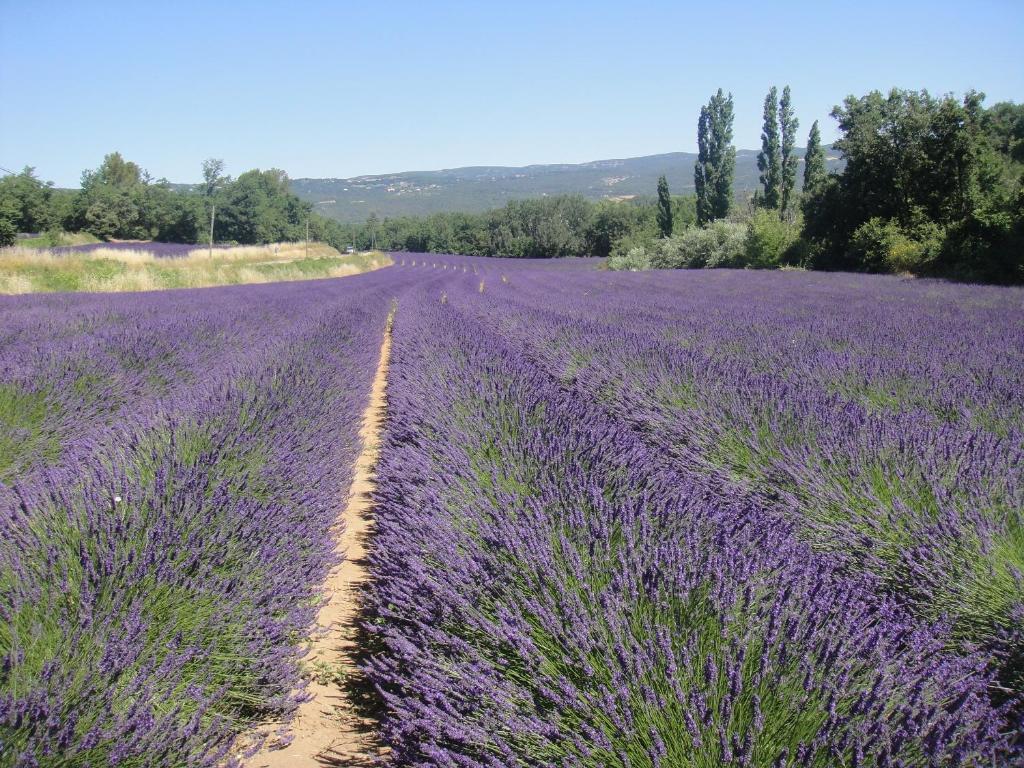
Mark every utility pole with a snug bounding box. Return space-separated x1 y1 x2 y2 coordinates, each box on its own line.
305 217 309 260
209 203 215 259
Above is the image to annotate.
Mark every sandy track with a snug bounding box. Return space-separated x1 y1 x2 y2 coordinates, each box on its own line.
241 316 392 767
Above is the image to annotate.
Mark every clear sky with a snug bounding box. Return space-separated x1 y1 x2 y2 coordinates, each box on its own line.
1 0 1021 187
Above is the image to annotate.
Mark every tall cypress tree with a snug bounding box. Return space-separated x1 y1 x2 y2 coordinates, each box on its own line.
803 119 826 194
656 174 672 237
695 105 711 225
695 89 736 225
757 86 781 209
780 85 799 218
712 90 736 221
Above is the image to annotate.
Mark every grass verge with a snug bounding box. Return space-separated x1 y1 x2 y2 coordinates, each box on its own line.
0 244 391 294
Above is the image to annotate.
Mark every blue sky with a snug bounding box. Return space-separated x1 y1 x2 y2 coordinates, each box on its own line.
1 0 1021 187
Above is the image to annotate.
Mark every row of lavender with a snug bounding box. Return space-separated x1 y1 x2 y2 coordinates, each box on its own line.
451 264 1024 693
0 272 416 765
366 256 1021 765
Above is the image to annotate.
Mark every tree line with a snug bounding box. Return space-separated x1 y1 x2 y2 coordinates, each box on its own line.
3 85 1021 283
661 86 1022 282
352 86 1020 283
0 154 324 248
324 194 697 259
0 153 693 263
322 86 1023 283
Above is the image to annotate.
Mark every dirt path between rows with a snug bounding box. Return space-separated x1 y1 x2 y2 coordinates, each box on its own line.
240 317 392 767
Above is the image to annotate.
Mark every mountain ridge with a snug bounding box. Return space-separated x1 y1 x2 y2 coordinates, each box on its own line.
290 148 843 223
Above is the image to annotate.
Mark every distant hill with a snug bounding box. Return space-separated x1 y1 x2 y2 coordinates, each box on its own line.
291 148 843 223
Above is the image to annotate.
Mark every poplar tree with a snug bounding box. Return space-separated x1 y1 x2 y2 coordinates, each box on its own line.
656 175 673 237
780 85 799 217
757 86 781 210
695 89 736 225
803 119 826 194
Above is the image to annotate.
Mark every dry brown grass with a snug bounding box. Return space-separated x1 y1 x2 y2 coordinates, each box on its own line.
0 244 391 295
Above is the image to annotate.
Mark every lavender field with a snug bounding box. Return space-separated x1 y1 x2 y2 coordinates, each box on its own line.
0 270 420 764
1 257 1022 766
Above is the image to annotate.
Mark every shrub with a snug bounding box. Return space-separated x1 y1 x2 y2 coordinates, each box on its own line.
744 210 800 268
607 245 651 271
938 191 1024 283
42 227 66 247
849 217 944 274
649 221 746 269
612 219 807 272
608 229 656 260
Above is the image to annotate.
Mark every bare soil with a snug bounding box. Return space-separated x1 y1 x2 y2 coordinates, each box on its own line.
239 322 392 767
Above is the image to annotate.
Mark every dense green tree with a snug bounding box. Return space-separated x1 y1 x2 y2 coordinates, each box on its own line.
145 183 203 242
695 89 736 225
803 89 1022 281
201 158 228 197
84 193 142 240
72 153 150 239
586 199 656 258
983 102 1024 165
757 87 781 210
672 194 697 232
216 169 310 244
695 106 711 223
0 167 56 233
92 152 143 189
780 86 799 218
803 119 827 194
834 91 938 227
485 196 592 257
0 196 18 246
656 175 673 237
671 193 696 233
